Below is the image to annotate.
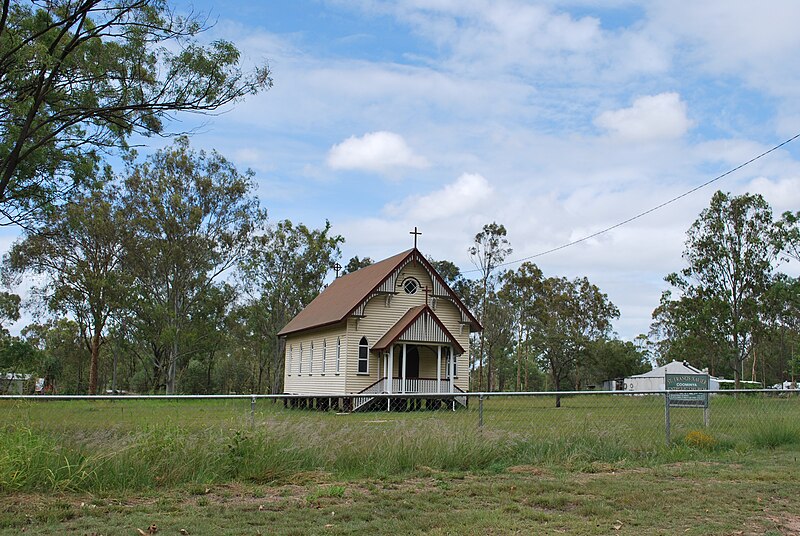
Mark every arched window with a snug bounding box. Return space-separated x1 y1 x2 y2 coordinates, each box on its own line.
309 341 314 374
358 337 369 374
288 345 293 375
322 339 327 373
299 343 303 374
336 337 341 373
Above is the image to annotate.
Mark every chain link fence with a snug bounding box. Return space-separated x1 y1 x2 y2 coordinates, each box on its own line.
2 389 800 492
3 389 798 449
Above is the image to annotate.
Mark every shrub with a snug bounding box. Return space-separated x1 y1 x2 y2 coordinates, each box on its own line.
683 430 717 450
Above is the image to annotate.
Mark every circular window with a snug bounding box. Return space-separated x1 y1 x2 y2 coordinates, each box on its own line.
403 278 419 295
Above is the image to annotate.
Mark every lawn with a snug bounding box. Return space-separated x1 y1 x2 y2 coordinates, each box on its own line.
2 394 799 534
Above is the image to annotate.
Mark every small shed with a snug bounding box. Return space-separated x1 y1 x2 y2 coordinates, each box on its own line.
1 373 31 394
623 361 720 393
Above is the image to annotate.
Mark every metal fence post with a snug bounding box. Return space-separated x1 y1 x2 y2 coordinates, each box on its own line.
250 395 256 427
664 392 670 446
478 394 484 429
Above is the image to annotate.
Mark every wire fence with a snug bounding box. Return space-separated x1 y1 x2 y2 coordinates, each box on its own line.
3 389 799 450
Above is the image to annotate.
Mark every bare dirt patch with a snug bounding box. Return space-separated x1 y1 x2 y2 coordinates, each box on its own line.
768 514 800 535
506 464 549 476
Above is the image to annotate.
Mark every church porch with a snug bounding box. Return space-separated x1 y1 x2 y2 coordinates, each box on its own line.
351 342 467 411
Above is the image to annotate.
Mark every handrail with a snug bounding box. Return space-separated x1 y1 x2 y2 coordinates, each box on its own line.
358 376 387 393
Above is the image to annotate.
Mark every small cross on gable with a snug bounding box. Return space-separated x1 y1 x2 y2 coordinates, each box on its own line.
409 226 422 249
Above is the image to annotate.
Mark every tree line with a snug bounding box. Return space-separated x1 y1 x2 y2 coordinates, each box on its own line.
0 137 342 394
0 1 798 396
0 194 648 397
2 170 798 395
461 193 799 397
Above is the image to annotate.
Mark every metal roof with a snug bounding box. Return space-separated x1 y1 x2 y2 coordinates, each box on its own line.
278 248 481 337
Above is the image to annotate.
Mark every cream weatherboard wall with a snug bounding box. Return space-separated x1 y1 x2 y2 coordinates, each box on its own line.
283 325 347 395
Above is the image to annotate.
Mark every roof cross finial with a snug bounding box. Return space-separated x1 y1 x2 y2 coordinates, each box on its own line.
333 262 342 278
410 226 422 249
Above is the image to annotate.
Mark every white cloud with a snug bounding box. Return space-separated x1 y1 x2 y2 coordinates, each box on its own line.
327 131 429 173
648 1 800 93
234 147 261 163
202 3 800 342
2 1 786 344
385 172 493 221
595 93 693 142
748 175 800 214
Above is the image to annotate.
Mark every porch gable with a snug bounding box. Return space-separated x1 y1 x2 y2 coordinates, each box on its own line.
372 304 465 354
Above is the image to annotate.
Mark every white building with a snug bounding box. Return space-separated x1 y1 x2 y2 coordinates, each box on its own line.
279 247 481 411
1 373 32 395
622 361 720 393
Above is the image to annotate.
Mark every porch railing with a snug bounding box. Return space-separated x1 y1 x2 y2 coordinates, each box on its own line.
390 377 455 394
353 377 464 411
357 376 457 395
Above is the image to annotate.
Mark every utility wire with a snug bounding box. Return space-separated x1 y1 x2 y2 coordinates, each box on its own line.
466 132 800 273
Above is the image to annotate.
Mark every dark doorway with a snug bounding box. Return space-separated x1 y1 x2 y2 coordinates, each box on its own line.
406 346 420 378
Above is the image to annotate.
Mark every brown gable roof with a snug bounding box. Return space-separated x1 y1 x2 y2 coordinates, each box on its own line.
277 249 413 336
278 248 482 337
373 305 465 354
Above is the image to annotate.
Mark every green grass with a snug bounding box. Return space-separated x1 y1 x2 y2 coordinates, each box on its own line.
2 395 800 533
2 450 800 535
749 422 800 449
1 393 799 494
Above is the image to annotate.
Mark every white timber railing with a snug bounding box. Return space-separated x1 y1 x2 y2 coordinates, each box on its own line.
353 377 464 411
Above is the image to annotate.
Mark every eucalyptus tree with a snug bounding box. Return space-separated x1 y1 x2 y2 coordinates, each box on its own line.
176 282 235 394
531 276 618 407
3 181 126 393
342 256 373 275
648 289 731 377
499 262 543 391
0 0 270 227
21 319 80 392
428 258 478 310
777 210 800 262
0 335 39 390
667 191 779 388
238 220 343 393
122 137 265 394
0 291 20 333
481 288 515 390
468 222 512 391
758 274 800 385
584 339 649 387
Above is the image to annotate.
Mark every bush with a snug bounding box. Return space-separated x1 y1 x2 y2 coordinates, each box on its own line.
179 359 208 394
683 430 717 450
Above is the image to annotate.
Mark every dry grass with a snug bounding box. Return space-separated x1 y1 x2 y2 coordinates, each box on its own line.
2 448 800 535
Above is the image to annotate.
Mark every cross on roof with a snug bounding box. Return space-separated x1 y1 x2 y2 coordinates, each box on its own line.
410 226 422 249
332 262 342 278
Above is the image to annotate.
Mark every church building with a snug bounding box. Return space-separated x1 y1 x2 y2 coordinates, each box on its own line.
279 245 481 410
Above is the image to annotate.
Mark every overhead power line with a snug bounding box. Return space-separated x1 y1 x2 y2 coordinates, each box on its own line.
467 132 800 273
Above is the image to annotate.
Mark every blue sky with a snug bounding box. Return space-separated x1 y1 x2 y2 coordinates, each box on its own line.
4 0 800 341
